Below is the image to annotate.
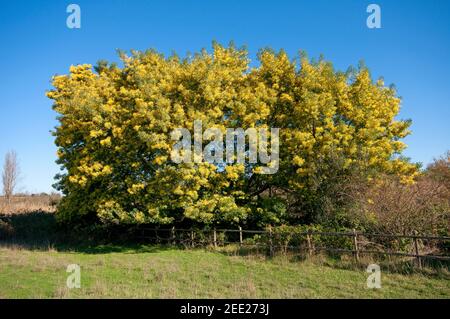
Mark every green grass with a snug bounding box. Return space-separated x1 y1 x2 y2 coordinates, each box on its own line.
0 244 449 299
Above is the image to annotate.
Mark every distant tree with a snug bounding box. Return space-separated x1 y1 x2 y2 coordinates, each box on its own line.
2 151 20 204
426 150 450 191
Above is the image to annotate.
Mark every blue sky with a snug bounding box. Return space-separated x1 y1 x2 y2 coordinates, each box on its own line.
0 0 449 193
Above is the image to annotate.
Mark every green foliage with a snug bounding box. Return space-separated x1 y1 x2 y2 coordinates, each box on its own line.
266 225 353 252
47 43 417 227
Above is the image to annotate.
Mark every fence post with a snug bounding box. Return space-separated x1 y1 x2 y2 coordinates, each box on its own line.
191 229 194 248
239 226 243 247
352 229 360 263
155 229 160 244
213 228 217 248
269 226 274 257
306 230 313 257
413 231 422 269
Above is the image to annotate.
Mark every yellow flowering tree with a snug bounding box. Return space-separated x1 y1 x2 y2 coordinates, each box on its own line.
249 51 417 223
47 43 416 226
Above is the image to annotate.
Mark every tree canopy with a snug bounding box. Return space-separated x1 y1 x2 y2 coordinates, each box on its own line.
47 43 417 227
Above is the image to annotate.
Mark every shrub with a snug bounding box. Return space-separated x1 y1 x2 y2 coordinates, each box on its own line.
263 224 353 254
355 175 449 236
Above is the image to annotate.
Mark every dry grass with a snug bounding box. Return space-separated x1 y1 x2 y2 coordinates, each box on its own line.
0 194 60 215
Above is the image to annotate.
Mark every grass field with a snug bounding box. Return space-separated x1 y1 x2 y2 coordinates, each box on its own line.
0 244 449 299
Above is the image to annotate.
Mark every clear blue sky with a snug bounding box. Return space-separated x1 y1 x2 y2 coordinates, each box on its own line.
0 0 449 193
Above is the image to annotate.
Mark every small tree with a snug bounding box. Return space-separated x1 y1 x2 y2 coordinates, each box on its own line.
2 151 20 204
426 150 450 191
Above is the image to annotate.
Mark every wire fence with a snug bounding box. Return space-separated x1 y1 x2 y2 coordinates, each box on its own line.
138 227 450 269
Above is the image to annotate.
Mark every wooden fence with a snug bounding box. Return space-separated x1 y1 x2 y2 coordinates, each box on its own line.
138 227 450 269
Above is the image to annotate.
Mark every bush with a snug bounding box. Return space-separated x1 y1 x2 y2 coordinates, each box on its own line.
262 224 353 254
354 175 449 236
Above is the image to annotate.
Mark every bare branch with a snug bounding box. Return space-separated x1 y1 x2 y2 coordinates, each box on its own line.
2 150 20 203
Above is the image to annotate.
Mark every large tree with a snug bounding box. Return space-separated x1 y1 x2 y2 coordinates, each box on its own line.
47 43 416 226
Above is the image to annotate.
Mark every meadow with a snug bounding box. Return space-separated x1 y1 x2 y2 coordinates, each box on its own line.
1 244 449 299
1 196 449 299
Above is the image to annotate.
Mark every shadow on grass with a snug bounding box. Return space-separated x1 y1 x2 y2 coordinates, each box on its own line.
0 237 180 255
213 244 450 279
1 211 449 279
0 211 177 255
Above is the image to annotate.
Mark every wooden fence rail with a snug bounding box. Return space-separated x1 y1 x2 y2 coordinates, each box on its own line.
138 227 450 268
